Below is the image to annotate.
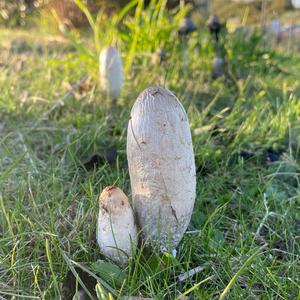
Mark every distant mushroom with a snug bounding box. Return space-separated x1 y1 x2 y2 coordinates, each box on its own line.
97 186 138 266
207 15 221 43
178 17 197 69
99 46 123 111
178 17 197 36
127 86 196 251
212 56 224 79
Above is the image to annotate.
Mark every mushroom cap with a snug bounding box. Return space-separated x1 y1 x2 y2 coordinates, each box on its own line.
127 86 196 250
207 15 221 32
99 46 123 99
99 186 132 215
178 17 197 36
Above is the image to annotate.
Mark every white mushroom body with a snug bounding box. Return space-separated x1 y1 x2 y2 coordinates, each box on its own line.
97 186 138 266
99 46 123 99
127 86 196 250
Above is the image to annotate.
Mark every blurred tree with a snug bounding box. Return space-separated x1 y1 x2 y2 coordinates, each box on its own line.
46 0 196 27
47 0 101 27
0 0 43 26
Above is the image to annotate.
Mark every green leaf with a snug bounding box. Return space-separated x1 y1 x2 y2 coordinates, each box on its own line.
91 260 127 289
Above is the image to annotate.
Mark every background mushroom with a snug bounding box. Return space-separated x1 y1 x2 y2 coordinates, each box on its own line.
97 186 138 266
207 15 221 43
178 17 196 36
212 56 224 79
178 17 196 70
99 46 124 111
127 86 196 251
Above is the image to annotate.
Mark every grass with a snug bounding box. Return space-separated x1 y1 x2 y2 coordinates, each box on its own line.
0 1 300 299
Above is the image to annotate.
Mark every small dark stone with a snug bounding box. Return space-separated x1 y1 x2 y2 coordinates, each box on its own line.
265 148 281 162
238 151 255 160
82 149 117 170
230 150 255 165
178 17 197 36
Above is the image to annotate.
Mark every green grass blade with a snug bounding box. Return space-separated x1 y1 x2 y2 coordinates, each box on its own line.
219 244 268 300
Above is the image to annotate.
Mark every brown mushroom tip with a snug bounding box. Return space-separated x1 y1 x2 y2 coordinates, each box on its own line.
99 185 117 199
137 86 175 101
99 186 130 212
104 185 117 192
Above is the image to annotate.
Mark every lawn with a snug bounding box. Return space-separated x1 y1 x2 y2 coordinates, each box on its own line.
0 2 300 299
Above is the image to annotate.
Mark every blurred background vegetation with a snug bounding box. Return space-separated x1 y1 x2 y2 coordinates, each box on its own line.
0 0 299 28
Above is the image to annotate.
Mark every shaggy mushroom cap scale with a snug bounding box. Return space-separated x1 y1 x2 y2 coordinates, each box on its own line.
127 86 196 249
97 186 138 266
99 46 123 99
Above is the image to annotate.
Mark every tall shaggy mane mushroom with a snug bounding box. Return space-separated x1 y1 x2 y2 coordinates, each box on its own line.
127 86 196 251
